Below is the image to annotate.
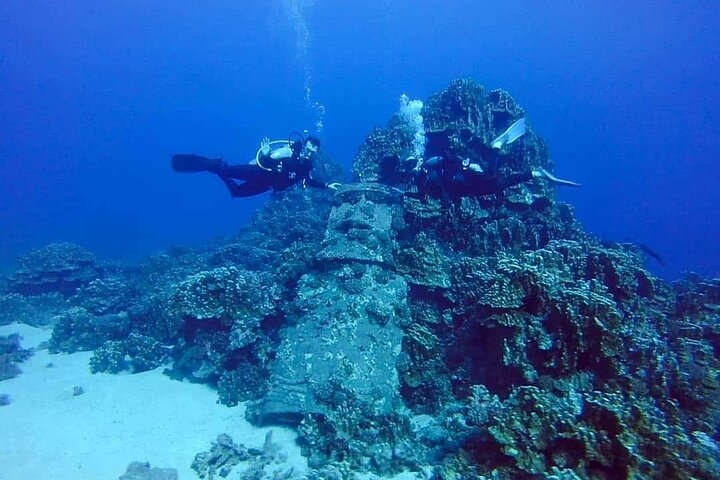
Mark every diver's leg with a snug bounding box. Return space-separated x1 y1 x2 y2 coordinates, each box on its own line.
171 154 224 173
498 172 534 191
216 163 271 181
215 163 276 197
220 178 272 198
487 152 500 176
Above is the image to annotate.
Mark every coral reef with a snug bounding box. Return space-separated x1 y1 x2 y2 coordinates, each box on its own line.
163 266 282 391
69 276 138 315
191 433 251 478
0 292 65 326
335 78 720 478
2 78 719 479
90 332 169 374
166 267 278 327
48 307 132 353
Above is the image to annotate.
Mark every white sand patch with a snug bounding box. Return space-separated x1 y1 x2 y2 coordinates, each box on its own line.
0 323 307 480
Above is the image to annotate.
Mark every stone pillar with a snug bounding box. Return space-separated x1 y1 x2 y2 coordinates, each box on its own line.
253 183 409 425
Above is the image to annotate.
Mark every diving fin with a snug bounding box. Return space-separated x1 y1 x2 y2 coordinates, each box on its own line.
171 154 223 173
538 168 581 187
491 117 527 149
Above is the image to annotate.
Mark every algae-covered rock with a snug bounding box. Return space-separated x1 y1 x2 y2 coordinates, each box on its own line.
255 183 409 427
316 183 403 265
352 117 415 183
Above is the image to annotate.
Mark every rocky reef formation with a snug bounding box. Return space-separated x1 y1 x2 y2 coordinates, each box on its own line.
1 78 718 479
343 78 718 479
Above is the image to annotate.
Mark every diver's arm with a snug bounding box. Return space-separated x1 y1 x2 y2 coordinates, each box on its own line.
422 156 445 168
303 175 339 189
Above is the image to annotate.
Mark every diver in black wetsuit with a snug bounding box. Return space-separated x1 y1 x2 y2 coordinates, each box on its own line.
412 117 580 201
416 154 580 201
172 134 340 197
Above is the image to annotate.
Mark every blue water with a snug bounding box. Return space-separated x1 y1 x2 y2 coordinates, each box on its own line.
2 1 719 280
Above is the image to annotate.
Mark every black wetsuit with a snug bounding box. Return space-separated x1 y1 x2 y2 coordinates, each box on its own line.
173 150 327 197
419 155 533 200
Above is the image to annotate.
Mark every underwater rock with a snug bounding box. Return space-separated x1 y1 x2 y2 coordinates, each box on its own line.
7 243 100 297
352 117 415 183
254 183 409 426
118 461 178 480
217 364 268 406
191 432 288 480
209 243 279 272
244 187 333 255
191 433 250 479
339 78 720 478
482 386 585 476
0 333 33 380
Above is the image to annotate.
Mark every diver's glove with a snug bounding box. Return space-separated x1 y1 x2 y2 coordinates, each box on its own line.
260 137 271 156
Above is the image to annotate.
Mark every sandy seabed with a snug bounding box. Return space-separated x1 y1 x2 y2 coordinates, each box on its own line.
0 323 307 480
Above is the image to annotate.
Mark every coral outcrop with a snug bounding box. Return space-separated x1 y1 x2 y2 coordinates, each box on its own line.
7 243 100 296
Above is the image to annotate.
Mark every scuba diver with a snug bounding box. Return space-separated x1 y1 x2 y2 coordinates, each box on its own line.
413 117 580 201
172 133 340 197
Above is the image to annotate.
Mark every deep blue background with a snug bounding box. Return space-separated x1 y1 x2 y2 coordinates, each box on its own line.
2 1 718 279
